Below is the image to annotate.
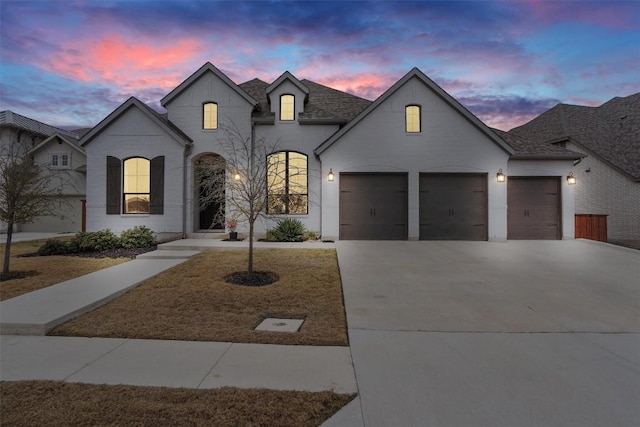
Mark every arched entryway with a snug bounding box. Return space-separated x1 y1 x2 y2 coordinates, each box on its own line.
194 153 225 231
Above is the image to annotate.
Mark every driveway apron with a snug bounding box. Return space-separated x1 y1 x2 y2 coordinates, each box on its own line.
337 240 640 427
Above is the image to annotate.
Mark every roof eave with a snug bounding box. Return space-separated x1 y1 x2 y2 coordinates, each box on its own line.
160 62 257 108
81 98 191 147
509 153 585 161
315 67 515 156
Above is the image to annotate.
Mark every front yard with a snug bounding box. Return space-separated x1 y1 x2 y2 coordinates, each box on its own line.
0 239 129 301
49 248 349 346
1 246 353 426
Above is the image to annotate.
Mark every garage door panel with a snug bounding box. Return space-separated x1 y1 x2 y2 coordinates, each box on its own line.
340 174 408 240
508 177 561 240
419 174 487 241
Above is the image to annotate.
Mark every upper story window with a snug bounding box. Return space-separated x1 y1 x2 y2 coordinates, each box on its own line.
406 105 421 133
51 153 70 169
280 94 295 121
123 157 150 214
203 102 218 129
267 151 308 214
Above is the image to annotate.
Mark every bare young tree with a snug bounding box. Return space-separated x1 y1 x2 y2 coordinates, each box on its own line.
195 122 307 278
0 137 71 279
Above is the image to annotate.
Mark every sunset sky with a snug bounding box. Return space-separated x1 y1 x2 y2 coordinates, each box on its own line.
0 0 638 131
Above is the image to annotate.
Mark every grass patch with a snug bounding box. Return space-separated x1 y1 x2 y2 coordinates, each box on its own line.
50 249 349 346
0 239 129 301
1 381 355 427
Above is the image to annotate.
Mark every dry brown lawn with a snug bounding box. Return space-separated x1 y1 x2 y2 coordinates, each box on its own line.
50 249 349 346
0 239 129 301
1 381 355 427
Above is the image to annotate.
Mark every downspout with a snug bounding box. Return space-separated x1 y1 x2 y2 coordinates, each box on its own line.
315 153 323 239
182 142 193 239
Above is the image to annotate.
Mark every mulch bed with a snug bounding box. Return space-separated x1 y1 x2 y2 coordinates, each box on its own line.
18 246 157 260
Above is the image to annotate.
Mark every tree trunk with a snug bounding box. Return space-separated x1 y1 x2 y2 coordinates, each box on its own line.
2 220 14 279
248 220 254 276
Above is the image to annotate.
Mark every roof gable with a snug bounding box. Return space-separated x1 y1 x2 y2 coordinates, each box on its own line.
30 133 86 156
266 71 310 100
238 77 371 125
160 62 257 108
315 67 515 156
80 97 192 147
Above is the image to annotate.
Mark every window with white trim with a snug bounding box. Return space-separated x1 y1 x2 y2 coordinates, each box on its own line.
51 152 71 169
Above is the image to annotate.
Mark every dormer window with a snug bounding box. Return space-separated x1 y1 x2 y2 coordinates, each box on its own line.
280 94 295 121
406 105 421 133
203 102 218 129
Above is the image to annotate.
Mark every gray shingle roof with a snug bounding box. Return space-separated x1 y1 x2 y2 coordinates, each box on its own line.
238 77 371 124
510 93 640 180
491 128 583 160
0 110 80 142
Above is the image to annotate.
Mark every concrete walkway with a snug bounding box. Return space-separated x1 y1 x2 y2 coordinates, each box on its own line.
0 335 356 393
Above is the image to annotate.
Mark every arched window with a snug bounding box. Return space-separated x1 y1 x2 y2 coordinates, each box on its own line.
280 94 295 121
267 151 307 214
406 105 421 133
123 157 150 213
203 102 218 129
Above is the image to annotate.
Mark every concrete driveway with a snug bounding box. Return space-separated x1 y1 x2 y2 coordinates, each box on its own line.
337 240 640 427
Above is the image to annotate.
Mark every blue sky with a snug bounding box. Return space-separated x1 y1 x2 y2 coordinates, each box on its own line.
0 0 638 130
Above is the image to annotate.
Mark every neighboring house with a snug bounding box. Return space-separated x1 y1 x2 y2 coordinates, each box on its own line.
0 110 86 233
510 94 640 242
81 62 583 241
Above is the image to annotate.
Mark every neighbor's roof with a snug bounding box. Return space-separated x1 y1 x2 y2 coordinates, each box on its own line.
510 93 640 180
238 77 371 125
0 110 80 142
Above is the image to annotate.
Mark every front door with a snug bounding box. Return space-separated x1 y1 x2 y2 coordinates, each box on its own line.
195 154 225 231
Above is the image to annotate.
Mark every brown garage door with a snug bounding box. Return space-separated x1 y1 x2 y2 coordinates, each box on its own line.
508 177 561 240
419 173 487 240
340 173 408 240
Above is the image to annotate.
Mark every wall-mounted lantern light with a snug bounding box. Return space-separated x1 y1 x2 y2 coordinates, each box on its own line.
328 168 335 182
234 172 241 181
567 172 576 185
496 169 506 183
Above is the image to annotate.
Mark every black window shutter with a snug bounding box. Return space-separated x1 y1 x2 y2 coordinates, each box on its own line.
106 156 121 214
150 156 165 214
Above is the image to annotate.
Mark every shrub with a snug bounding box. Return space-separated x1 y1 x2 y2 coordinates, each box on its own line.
73 230 121 252
304 231 318 241
271 218 306 242
120 226 156 249
37 239 73 256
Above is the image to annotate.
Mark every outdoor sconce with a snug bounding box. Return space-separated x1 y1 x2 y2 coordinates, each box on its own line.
327 168 335 182
234 172 241 181
567 172 576 185
496 169 505 183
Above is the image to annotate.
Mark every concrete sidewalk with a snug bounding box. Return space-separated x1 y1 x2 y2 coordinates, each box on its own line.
0 335 356 393
0 252 194 335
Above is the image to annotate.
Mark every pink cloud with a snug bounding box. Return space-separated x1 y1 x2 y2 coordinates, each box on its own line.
43 35 204 91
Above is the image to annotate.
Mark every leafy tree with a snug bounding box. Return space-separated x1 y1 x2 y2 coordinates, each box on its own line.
0 136 71 279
